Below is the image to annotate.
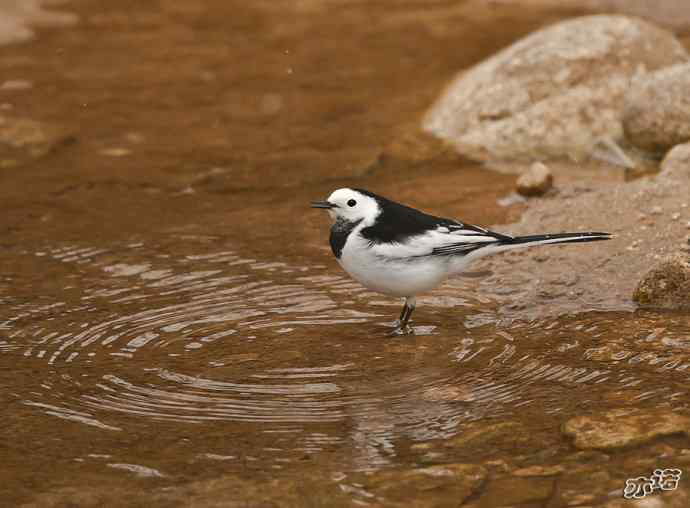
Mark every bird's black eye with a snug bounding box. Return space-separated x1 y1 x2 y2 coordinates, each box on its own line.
347 199 357 207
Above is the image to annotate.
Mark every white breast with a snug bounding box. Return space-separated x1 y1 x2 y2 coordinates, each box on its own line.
337 228 453 297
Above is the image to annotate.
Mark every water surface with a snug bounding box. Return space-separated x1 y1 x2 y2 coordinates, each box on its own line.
1 1 690 506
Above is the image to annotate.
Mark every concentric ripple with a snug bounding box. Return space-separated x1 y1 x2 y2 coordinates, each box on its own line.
2 236 690 472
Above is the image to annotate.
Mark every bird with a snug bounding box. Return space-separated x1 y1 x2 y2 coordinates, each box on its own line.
311 188 612 335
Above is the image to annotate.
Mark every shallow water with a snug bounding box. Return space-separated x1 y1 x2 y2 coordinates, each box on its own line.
3 235 690 505
2 1 690 506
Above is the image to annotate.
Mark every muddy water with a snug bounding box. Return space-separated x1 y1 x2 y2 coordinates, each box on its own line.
2 1 690 507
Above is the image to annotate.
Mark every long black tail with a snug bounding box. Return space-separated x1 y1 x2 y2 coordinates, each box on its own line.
502 231 612 246
462 231 612 260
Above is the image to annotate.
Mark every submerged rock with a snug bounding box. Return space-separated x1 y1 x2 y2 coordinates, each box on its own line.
562 409 690 450
555 469 611 507
423 15 687 162
633 254 690 310
516 162 553 197
22 474 356 508
623 63 690 153
0 115 72 167
447 421 528 449
366 463 486 507
475 476 554 507
604 487 689 508
512 464 564 477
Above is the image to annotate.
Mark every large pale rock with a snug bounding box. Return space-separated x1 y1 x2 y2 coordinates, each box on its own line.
423 15 687 161
584 0 690 31
623 64 690 152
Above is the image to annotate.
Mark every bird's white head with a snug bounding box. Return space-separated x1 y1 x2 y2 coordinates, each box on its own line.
311 188 380 225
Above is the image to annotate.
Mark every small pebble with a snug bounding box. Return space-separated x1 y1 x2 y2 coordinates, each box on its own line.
650 206 662 215
100 147 131 157
626 240 640 250
0 80 32 91
671 212 681 220
516 162 553 197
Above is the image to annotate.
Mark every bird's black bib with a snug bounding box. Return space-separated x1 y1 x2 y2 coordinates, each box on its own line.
329 218 362 258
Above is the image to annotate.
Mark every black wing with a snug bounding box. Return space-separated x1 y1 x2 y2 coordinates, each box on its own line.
355 189 511 245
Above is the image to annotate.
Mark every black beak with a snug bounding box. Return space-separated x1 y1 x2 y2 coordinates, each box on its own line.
310 201 336 209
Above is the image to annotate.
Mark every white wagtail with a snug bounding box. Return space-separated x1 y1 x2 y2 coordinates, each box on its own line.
312 188 611 334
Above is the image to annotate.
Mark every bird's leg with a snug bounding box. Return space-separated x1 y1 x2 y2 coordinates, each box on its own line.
399 298 415 329
391 296 416 336
397 304 408 324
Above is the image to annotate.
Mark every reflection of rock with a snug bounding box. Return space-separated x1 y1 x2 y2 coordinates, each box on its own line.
423 15 687 161
516 162 553 197
562 409 690 450
633 254 690 310
366 463 486 507
623 64 690 153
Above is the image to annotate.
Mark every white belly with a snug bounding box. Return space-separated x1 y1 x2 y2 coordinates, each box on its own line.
338 237 451 297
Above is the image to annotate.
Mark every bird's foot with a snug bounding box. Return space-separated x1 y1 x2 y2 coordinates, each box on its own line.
389 325 414 337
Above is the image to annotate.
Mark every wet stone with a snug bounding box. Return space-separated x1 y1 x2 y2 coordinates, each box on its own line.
365 464 487 507
633 254 690 310
562 409 690 450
